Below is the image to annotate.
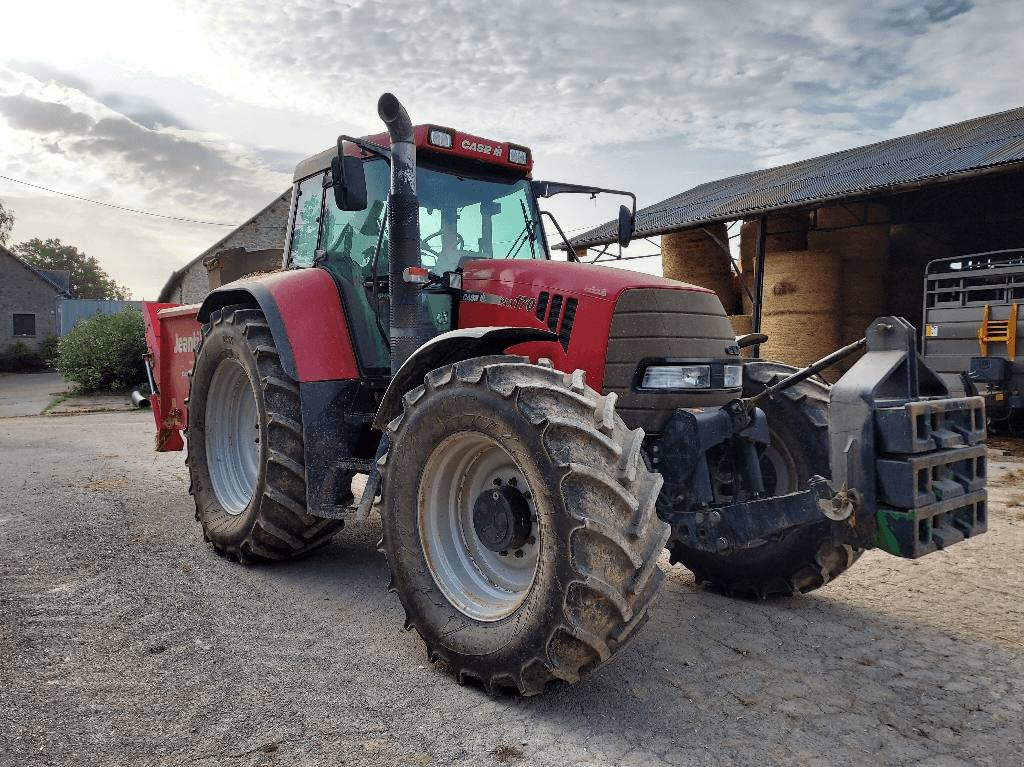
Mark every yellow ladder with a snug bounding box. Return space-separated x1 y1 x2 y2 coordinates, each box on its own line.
978 303 1018 359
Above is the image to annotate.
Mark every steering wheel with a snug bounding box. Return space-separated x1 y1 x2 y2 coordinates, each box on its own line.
422 229 465 254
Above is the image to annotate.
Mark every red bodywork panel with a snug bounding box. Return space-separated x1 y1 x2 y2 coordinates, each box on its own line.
143 268 359 451
143 302 200 451
259 269 359 382
345 126 532 175
459 260 714 391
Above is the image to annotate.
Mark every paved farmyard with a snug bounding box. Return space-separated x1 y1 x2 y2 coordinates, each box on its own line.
1 410 1022 766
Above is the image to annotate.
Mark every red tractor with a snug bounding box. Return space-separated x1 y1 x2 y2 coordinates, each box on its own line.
144 94 988 694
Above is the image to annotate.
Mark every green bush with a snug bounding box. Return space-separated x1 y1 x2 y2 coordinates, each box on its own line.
40 335 60 360
56 307 147 391
0 352 48 372
8 340 30 355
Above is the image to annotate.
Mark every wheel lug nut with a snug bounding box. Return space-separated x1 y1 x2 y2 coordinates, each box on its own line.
523 491 532 499
514 549 524 558
508 477 518 487
499 550 508 556
492 478 502 485
526 536 536 545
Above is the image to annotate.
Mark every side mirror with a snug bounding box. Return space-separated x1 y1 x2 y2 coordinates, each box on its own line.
617 205 633 249
331 154 368 211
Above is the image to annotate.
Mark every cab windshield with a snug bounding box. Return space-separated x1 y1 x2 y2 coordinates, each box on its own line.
287 157 544 373
289 157 545 274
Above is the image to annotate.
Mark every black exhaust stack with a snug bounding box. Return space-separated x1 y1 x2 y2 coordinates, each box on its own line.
378 93 431 375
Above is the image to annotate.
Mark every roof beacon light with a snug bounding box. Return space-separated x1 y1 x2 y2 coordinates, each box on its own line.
508 147 529 166
428 128 454 149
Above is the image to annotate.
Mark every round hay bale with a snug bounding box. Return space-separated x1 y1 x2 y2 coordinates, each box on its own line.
807 224 889 324
758 249 842 368
815 202 890 229
739 213 809 263
662 225 736 310
807 225 890 263
729 314 753 358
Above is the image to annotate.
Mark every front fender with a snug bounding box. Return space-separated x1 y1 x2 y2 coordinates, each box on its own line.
373 326 558 429
199 269 359 382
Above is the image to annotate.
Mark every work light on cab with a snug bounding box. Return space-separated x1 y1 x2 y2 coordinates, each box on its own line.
428 127 454 149
508 146 529 166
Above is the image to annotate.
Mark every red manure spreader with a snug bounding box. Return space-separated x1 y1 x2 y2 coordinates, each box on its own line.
143 94 988 694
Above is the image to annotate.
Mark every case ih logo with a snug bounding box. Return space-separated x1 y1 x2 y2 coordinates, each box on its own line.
462 139 503 158
174 332 201 354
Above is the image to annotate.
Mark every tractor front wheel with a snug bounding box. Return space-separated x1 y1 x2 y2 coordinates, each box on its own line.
186 306 346 562
379 357 670 695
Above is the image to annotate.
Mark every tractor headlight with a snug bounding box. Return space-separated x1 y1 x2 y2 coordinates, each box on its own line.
723 365 743 389
642 365 711 389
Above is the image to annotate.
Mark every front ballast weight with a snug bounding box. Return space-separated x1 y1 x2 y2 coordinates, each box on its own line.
656 316 987 562
829 317 987 558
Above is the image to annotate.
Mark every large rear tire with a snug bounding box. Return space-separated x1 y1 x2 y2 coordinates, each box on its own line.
186 306 346 562
667 361 861 597
379 357 670 695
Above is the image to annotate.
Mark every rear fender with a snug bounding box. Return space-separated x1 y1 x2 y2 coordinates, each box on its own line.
199 269 359 382
373 326 558 430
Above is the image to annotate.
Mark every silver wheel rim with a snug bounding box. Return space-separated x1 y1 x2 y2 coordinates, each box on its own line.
418 432 540 622
763 431 796 495
205 358 260 515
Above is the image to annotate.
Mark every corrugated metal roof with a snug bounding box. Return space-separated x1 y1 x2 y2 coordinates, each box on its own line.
570 106 1024 248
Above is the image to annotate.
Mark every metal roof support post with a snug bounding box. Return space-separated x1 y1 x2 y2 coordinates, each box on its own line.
751 216 768 358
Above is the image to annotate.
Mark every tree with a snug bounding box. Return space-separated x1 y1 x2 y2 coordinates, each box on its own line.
12 238 131 300
0 200 12 247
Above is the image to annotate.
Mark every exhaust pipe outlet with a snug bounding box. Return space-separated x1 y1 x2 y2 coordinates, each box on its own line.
131 390 151 408
378 92 431 374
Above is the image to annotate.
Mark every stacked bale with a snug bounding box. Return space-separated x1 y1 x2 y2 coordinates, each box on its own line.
738 213 809 314
662 224 736 312
759 249 843 369
728 314 753 358
807 203 890 370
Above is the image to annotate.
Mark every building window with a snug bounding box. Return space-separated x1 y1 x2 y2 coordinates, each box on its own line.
13 314 36 336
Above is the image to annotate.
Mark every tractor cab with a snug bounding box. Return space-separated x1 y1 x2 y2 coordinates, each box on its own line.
283 127 547 374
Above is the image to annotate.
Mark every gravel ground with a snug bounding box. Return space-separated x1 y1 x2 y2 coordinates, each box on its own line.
1 411 1022 767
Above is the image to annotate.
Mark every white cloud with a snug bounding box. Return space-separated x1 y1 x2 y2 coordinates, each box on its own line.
2 0 1022 296
169 0 1016 163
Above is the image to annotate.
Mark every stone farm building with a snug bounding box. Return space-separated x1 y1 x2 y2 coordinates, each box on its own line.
158 190 291 305
0 245 70 352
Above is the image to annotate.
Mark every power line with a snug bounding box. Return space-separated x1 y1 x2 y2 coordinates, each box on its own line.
0 175 240 227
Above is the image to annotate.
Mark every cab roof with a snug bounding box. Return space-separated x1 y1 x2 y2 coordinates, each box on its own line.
292 125 533 182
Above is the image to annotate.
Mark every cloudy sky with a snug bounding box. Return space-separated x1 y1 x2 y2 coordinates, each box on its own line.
2 0 1021 299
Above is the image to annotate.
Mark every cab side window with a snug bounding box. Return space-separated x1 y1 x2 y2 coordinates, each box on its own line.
289 173 325 268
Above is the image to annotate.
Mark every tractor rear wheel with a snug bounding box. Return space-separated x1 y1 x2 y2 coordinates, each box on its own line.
186 306 346 562
379 357 670 695
667 361 861 597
